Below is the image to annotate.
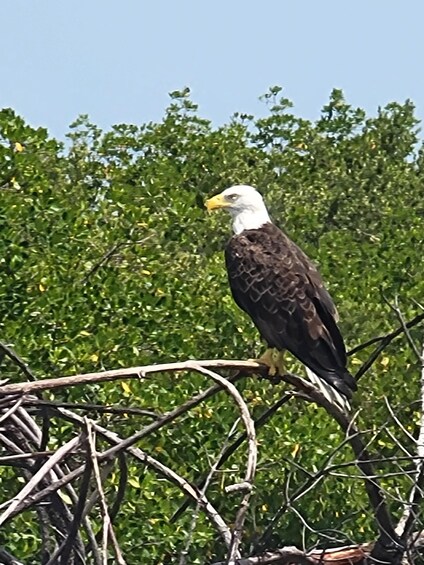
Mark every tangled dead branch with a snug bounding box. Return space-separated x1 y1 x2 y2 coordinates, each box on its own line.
0 308 423 564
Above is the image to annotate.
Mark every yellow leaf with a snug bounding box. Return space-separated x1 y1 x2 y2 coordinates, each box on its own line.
121 381 132 394
380 356 390 368
14 142 24 152
11 178 21 189
80 330 91 336
261 504 268 512
128 477 140 489
291 443 300 458
38 283 46 292
350 357 362 365
90 353 99 362
141 269 151 276
59 492 73 505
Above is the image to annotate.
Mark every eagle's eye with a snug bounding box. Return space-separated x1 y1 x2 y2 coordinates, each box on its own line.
225 193 238 202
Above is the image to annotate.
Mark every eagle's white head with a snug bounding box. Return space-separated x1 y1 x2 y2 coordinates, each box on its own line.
205 185 271 234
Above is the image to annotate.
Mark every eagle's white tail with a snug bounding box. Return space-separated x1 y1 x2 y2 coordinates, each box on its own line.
305 367 351 413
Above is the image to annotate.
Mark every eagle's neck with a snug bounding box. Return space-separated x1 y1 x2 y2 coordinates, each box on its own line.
232 207 271 235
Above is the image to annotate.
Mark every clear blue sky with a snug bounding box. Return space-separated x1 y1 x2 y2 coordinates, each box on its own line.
2 1 423 140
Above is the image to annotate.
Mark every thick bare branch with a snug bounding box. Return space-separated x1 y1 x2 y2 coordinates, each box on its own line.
0 359 264 396
210 543 372 565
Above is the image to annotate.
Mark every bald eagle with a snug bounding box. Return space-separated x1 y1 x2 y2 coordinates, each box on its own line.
206 185 357 408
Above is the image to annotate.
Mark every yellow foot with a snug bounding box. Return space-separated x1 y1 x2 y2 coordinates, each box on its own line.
250 348 285 377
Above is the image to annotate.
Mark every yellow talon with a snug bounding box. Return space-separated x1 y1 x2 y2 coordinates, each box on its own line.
251 348 285 377
274 350 286 375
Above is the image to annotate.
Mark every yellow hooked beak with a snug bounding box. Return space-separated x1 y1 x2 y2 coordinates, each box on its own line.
205 193 228 213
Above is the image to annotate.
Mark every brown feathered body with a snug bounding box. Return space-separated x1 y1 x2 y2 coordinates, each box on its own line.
225 222 357 399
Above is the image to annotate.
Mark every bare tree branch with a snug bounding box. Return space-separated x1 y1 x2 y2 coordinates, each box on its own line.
179 419 240 565
85 418 127 565
397 341 424 543
0 359 264 396
82 235 153 283
0 396 24 425
0 341 38 382
354 311 424 381
279 372 400 557
4 406 234 551
386 297 422 361
348 312 424 357
43 432 92 565
190 363 257 563
25 398 159 419
0 435 82 526
172 393 295 524
3 352 423 563
0 547 26 565
210 542 374 565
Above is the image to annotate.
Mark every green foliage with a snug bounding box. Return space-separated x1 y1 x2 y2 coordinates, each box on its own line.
1 87 423 563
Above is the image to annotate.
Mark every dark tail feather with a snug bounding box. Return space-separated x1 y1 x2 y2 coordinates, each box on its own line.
319 368 357 399
305 368 354 412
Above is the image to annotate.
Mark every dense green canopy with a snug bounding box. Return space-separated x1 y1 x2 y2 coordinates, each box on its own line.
0 87 423 563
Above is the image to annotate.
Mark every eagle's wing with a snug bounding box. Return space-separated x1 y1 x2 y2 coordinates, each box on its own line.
225 223 357 398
